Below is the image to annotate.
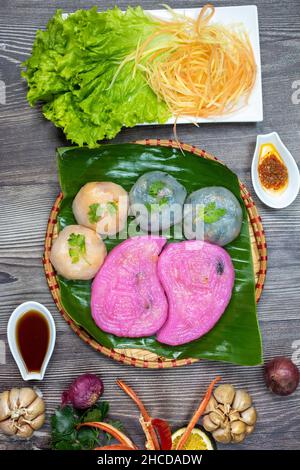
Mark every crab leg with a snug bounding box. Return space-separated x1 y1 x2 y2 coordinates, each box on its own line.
139 415 158 450
77 421 137 450
117 380 160 450
94 444 134 450
175 376 221 450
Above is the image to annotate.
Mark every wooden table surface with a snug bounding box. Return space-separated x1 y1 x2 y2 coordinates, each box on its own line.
0 0 299 451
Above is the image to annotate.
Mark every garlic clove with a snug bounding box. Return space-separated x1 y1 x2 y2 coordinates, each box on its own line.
241 407 257 426
0 391 11 421
217 404 225 413
212 424 231 443
25 396 45 420
0 418 16 435
221 416 229 429
0 390 10 421
229 410 240 422
245 425 255 435
9 388 20 410
209 410 225 426
204 395 218 414
230 420 246 436
232 389 252 412
16 423 34 438
30 413 45 430
214 384 235 405
33 387 43 399
202 414 219 432
232 432 245 443
18 388 37 409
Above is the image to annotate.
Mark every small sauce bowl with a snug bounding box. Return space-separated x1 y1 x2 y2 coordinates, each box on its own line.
251 132 300 208
7 301 56 381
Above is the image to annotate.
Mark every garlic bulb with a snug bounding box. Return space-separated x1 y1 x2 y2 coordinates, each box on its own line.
202 384 257 444
0 387 45 438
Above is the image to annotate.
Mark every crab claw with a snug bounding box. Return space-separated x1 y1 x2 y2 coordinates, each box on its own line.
77 421 137 450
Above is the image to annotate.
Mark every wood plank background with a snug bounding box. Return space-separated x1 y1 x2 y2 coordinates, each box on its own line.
0 0 299 450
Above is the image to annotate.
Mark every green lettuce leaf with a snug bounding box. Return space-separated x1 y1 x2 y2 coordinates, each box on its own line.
22 6 170 147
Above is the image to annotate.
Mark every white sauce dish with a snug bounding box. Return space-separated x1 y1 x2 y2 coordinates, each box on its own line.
7 301 56 381
251 132 300 209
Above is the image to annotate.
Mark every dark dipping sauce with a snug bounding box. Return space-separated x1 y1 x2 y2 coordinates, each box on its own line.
16 310 49 372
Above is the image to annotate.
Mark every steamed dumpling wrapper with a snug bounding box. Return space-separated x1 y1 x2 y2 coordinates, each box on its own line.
129 171 187 232
72 181 129 237
184 186 243 246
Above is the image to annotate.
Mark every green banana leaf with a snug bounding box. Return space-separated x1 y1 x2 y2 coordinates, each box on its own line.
56 144 262 365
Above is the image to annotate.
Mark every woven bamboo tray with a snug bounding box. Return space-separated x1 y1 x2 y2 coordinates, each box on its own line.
44 140 267 369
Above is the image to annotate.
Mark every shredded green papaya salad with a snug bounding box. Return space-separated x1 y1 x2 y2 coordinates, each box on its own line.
22 6 171 147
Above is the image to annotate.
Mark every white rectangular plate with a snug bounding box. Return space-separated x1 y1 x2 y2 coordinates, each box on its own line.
142 5 263 124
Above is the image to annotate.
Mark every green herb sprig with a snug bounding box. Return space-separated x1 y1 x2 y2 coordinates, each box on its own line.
88 201 117 224
68 233 90 265
148 180 166 197
88 203 102 224
106 201 118 215
198 202 227 224
51 401 124 450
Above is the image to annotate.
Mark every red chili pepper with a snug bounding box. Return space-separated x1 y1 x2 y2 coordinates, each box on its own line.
151 418 172 450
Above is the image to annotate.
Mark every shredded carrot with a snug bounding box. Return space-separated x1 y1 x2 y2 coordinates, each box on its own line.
175 376 221 450
117 4 256 121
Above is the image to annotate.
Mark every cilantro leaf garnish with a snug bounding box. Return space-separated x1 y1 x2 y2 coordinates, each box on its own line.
68 233 89 264
148 180 166 197
81 401 109 424
106 201 118 215
158 196 169 207
88 203 102 224
51 401 112 450
198 202 227 224
145 196 169 213
147 180 171 212
105 420 124 443
88 201 117 223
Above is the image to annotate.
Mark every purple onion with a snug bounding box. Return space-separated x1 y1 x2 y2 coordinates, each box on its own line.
62 374 104 409
264 357 299 396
